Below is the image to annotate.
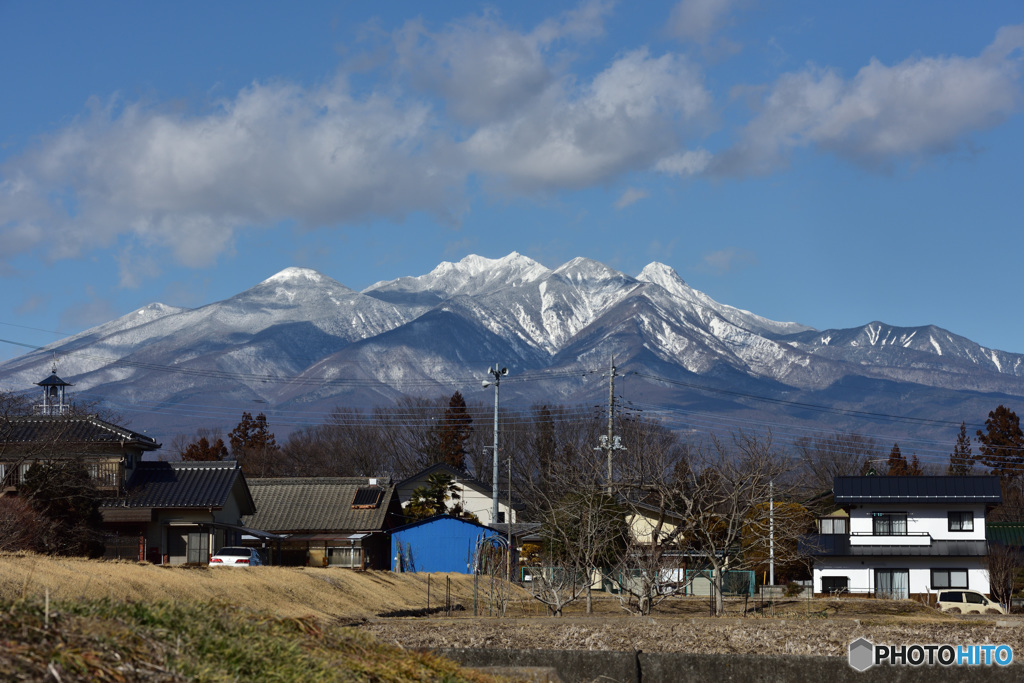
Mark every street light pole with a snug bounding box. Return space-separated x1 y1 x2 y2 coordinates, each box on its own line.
483 364 508 526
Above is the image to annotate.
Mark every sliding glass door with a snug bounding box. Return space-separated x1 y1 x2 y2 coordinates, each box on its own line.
875 569 910 599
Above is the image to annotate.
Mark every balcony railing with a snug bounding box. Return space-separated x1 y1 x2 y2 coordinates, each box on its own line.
849 531 932 546
0 460 123 491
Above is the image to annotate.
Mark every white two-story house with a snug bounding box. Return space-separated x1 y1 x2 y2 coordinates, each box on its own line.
808 476 1002 599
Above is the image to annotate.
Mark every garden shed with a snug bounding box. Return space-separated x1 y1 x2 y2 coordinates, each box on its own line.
390 515 499 574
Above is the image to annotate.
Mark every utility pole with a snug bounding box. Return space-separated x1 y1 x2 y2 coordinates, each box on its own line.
594 356 624 494
769 480 775 587
483 364 508 526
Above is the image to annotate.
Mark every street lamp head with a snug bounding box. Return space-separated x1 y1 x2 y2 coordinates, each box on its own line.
482 380 492 389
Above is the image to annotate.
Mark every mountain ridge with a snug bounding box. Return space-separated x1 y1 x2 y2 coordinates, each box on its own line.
1 253 1021 443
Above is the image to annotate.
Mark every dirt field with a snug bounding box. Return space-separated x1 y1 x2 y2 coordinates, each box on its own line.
3 553 1021 659
363 593 1024 657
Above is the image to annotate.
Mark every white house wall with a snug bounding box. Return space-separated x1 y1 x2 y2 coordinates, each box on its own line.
815 501 992 597
847 503 987 542
396 476 515 526
815 558 990 595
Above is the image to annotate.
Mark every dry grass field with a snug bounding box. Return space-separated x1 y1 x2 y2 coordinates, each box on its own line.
3 551 1024 677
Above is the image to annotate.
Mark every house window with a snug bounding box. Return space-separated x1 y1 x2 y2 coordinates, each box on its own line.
872 512 907 536
818 517 847 535
497 511 505 523
875 569 910 599
931 569 968 589
822 576 849 593
948 511 974 532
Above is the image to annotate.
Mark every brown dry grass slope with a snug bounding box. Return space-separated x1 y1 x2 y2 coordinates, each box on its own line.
0 553 494 621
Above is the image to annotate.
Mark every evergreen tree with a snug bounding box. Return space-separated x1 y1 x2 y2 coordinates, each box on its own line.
534 405 556 506
420 392 473 471
886 443 909 476
976 406 1024 477
948 422 975 475
229 411 279 476
182 436 229 462
404 472 476 521
19 460 104 556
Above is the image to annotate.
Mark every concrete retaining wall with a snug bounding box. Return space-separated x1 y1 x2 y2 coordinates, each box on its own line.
437 648 1020 682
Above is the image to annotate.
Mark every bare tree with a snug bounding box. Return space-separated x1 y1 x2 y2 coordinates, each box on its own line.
674 432 812 616
529 485 629 616
794 432 881 499
985 543 1023 610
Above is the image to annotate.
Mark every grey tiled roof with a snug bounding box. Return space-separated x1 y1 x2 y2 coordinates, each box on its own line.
834 476 1002 504
102 461 253 512
1 415 161 450
242 477 398 534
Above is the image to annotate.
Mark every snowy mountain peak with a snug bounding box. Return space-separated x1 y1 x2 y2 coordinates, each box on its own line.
262 267 328 285
365 252 548 299
638 262 689 294
553 257 628 283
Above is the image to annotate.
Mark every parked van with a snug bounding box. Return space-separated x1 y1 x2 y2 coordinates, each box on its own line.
936 590 1005 615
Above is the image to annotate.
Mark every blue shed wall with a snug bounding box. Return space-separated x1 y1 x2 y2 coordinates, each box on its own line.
391 517 497 573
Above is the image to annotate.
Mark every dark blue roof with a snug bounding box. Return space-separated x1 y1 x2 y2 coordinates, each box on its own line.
833 476 1001 504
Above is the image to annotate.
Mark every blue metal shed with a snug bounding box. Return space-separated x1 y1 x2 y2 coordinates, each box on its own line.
390 515 499 573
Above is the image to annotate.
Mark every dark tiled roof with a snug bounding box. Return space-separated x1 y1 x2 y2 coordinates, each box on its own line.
804 534 988 557
103 461 253 512
242 477 396 533
833 476 1002 504
1 415 161 451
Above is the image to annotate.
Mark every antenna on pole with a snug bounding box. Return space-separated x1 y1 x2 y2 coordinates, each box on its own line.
594 355 625 494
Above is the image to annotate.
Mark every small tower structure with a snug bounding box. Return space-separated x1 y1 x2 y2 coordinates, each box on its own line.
36 363 73 416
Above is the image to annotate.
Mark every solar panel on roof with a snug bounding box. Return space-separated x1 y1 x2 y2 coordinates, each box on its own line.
352 487 382 509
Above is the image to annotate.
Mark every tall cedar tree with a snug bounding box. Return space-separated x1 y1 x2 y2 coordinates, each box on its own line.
886 443 923 476
948 422 975 475
182 436 229 462
534 405 556 506
977 406 1024 477
229 412 279 476
422 392 473 471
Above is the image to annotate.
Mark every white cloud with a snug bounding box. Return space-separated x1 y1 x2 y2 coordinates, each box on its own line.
667 0 738 44
700 247 756 273
716 25 1024 173
462 48 712 191
656 149 712 176
395 1 614 126
614 187 649 209
0 80 460 271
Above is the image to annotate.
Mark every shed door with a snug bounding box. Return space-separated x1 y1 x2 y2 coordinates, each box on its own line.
186 531 209 564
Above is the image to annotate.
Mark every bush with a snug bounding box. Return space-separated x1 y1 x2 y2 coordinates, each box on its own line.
785 582 804 598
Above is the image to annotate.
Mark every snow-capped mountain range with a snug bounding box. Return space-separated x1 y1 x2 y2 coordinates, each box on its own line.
2 253 1022 443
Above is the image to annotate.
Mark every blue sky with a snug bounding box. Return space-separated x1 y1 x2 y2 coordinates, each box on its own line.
2 0 1023 364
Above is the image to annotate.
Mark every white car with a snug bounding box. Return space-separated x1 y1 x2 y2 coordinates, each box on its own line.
209 546 263 567
936 590 1005 615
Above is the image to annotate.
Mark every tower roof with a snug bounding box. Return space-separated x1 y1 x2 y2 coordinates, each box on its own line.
36 372 73 388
